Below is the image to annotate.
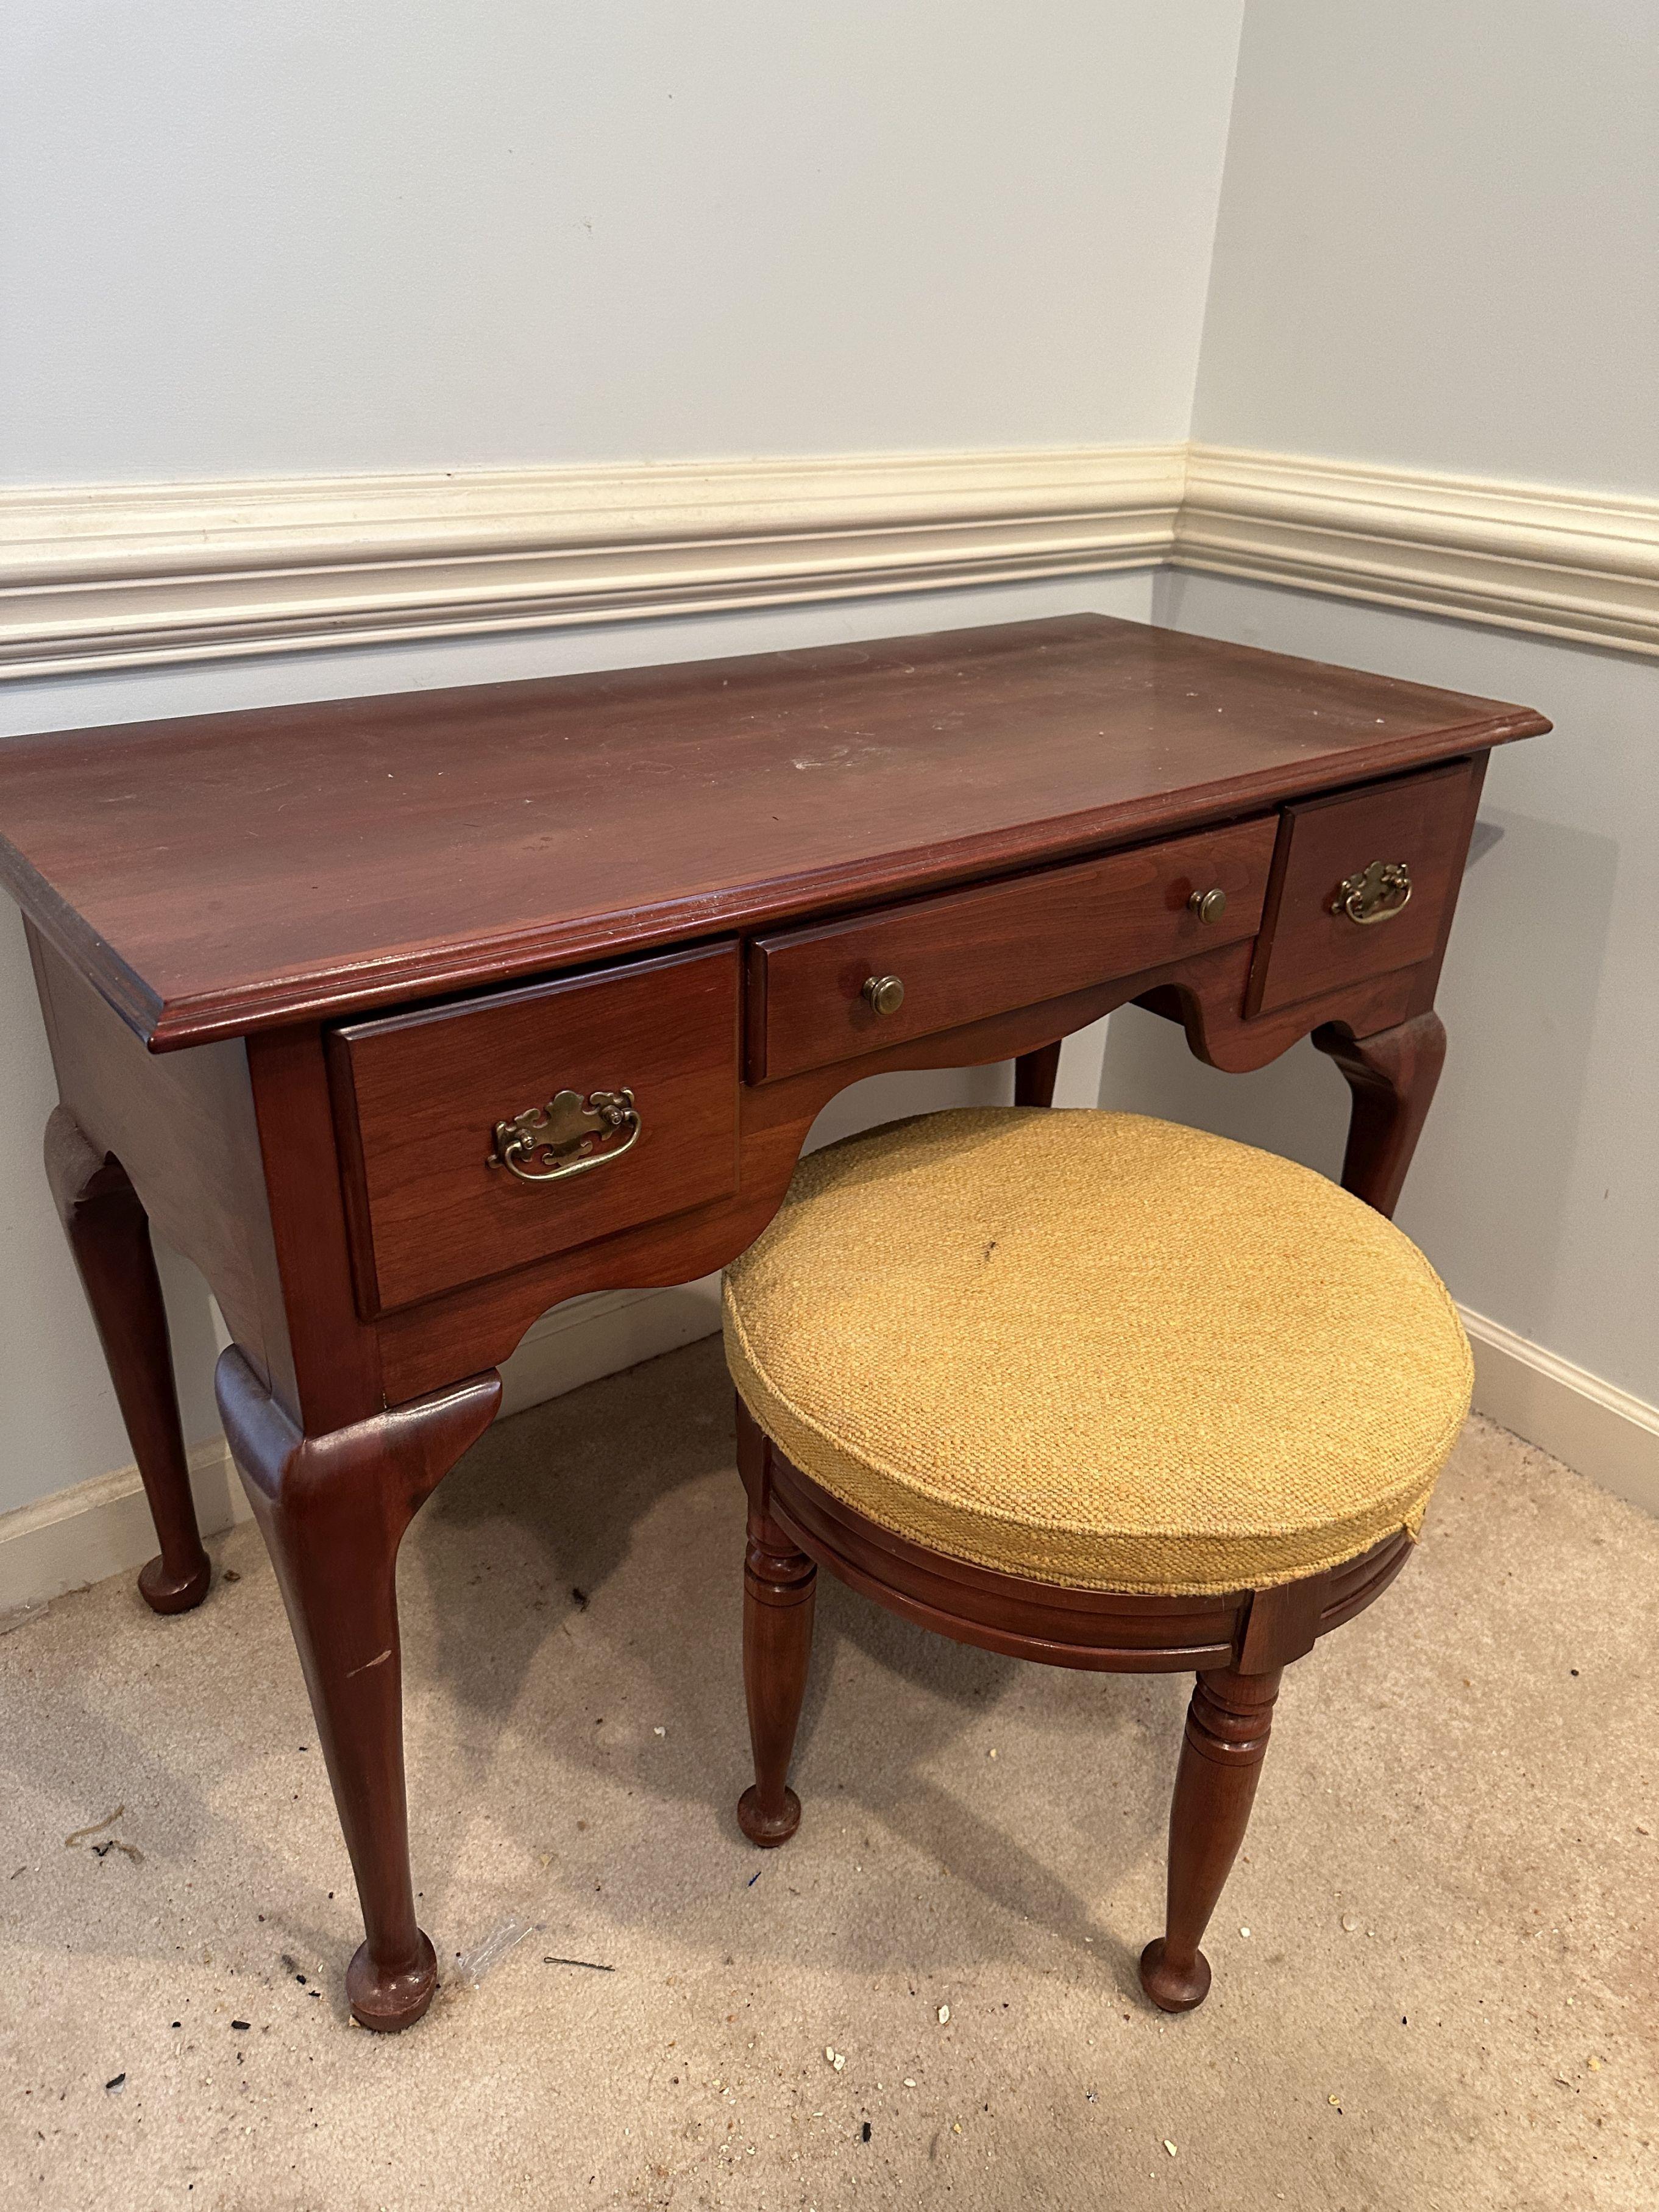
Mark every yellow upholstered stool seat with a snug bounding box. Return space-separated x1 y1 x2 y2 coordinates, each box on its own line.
723 1108 1471 1598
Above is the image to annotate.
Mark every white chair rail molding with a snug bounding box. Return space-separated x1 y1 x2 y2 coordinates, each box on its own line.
2 441 1655 678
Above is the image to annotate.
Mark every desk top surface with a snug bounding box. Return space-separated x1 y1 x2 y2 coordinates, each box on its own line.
0 614 1546 1051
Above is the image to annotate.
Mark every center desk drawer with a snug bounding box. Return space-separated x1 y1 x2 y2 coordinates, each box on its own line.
329 944 740 1314
747 816 1277 1084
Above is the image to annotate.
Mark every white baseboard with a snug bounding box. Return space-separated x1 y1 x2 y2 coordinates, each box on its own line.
0 1280 725 1615
5 1280 1654 1618
0 1434 248 1614
495 1276 722 1418
1460 1305 1659 1517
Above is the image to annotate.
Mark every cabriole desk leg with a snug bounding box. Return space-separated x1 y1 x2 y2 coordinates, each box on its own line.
1013 1040 1064 1109
1313 1010 1447 1220
44 1106 211 1614
216 1349 500 2032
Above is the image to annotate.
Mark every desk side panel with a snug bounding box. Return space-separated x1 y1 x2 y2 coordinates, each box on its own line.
26 925 296 1411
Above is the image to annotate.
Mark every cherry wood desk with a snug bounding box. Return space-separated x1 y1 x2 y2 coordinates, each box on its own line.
0 614 1547 2029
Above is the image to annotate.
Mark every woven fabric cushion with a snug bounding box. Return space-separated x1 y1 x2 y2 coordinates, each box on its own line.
723 1109 1471 1596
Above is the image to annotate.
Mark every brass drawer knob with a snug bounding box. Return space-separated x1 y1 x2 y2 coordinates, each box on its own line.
491 1087 640 1184
1187 886 1227 925
1332 859 1413 926
862 973 906 1017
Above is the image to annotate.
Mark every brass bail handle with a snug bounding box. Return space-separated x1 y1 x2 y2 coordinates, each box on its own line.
491 1087 641 1184
1332 859 1413 926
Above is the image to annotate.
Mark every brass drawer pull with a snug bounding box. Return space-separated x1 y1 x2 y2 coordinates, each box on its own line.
491 1087 641 1184
1332 859 1413 926
862 973 906 1016
1187 886 1227 923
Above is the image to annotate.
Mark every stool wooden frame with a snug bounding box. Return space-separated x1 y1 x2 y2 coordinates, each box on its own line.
733 1054 1432 2014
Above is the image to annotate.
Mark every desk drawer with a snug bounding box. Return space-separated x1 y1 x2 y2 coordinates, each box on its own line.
1247 761 1477 1016
747 816 1277 1084
329 944 739 1313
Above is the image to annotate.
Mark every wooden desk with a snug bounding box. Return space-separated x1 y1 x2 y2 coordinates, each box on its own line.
0 614 1547 2029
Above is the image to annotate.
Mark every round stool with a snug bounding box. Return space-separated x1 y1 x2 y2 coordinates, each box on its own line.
722 1107 1471 2011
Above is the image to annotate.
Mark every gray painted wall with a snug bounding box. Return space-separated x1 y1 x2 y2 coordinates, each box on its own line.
1115 572 1658 1409
1106 2 1657 1409
1193 0 1659 490
2 3 1244 482
0 1 1251 1517
3 2 1654 1525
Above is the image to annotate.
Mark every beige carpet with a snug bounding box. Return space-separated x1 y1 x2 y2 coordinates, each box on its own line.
1 1336 1654 2211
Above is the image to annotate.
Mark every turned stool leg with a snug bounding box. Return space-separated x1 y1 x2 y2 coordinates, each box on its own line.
1140 1663 1282 2013
44 1107 211 1614
737 1504 817 1846
733 1394 817 1846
